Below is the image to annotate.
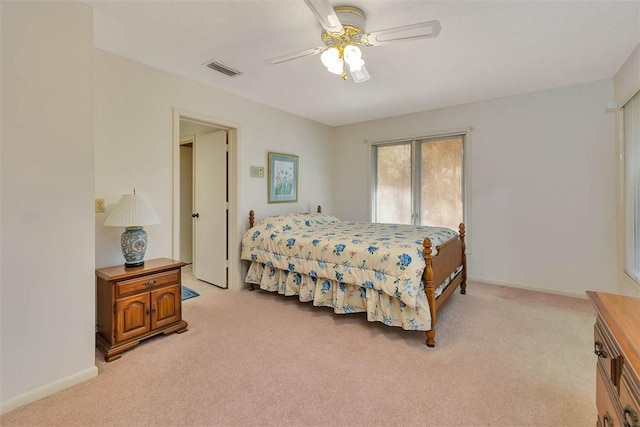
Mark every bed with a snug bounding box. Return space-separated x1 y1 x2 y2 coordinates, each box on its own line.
240 206 467 347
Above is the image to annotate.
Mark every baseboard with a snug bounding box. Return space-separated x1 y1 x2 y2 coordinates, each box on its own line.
0 365 98 415
467 275 588 300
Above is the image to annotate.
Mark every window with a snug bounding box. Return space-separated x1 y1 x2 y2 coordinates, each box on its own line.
623 90 640 284
372 133 465 230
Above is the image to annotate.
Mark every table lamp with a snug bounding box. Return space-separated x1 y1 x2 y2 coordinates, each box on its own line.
104 191 161 267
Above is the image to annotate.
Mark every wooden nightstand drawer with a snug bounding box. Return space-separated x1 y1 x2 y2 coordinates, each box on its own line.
595 321 621 385
116 269 180 297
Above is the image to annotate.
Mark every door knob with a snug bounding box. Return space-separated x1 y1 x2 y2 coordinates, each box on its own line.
192 213 199 218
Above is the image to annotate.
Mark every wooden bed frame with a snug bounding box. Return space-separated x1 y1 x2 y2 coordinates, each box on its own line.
247 206 467 347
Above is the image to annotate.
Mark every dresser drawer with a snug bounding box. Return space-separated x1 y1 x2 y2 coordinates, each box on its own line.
595 321 621 385
620 370 640 427
116 269 180 297
597 362 623 427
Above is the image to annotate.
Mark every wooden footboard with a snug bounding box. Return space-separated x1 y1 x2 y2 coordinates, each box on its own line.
423 223 467 347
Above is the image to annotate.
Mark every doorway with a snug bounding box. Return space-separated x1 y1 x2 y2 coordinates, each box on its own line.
173 110 239 290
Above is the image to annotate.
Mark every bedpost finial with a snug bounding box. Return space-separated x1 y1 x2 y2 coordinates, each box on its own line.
249 210 255 228
459 223 465 238
317 205 322 213
422 238 433 257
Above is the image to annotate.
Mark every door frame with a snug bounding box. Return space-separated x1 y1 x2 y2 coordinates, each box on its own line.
172 108 240 290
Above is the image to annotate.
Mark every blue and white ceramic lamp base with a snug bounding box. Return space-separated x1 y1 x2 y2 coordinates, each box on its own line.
121 226 148 267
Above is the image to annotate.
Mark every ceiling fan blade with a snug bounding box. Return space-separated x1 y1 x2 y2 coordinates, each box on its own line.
364 20 441 46
266 46 326 64
347 65 370 83
303 0 344 34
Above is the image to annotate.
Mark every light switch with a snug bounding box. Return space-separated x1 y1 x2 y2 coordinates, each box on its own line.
95 198 105 213
250 166 265 178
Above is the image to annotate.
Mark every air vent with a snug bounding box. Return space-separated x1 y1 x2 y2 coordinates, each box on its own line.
205 60 242 77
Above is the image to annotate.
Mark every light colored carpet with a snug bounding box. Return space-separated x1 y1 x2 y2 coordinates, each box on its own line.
1 281 596 426
180 265 227 297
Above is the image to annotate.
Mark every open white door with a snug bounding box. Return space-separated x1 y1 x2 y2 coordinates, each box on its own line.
193 130 227 288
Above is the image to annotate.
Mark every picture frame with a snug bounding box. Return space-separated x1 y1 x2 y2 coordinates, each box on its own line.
268 152 299 203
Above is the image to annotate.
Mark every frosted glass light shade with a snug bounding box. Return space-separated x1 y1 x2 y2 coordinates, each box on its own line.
344 45 364 72
343 45 360 59
321 48 344 75
104 194 160 227
320 47 340 68
347 58 364 72
327 59 344 75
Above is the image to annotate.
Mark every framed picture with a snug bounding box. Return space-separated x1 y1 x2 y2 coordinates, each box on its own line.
268 152 299 203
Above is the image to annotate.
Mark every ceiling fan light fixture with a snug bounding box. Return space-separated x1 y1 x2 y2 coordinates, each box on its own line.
347 58 365 72
268 1 441 84
327 59 344 75
320 47 339 68
343 44 361 60
321 47 344 74
343 44 364 72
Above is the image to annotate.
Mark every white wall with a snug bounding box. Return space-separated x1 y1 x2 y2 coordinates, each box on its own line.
332 80 617 297
1 2 97 411
614 43 640 297
94 50 335 291
614 44 640 105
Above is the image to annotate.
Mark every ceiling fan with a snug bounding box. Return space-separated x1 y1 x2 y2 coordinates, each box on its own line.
267 0 441 83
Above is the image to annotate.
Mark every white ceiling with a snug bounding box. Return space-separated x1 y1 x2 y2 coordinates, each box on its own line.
85 0 640 127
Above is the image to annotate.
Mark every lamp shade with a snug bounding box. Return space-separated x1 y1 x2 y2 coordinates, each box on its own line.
104 194 160 227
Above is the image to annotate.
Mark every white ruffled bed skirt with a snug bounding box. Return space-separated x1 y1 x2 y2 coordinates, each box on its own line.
245 261 446 331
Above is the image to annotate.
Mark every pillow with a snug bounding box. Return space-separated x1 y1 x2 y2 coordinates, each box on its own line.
253 212 339 229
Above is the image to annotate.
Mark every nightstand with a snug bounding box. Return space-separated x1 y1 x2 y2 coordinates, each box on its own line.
96 258 188 362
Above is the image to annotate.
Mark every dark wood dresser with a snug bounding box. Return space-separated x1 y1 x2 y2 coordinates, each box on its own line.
587 291 640 427
96 258 188 362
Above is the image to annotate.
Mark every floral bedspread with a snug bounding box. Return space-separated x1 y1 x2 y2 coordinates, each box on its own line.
240 213 457 308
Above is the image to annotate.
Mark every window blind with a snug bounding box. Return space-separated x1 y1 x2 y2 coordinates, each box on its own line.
623 90 640 283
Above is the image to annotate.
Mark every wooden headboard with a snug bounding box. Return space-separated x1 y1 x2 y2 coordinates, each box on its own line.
249 205 322 228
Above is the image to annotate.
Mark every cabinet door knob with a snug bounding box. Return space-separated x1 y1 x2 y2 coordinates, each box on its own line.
624 405 639 427
144 279 157 287
603 412 614 427
192 213 199 218
594 341 607 358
